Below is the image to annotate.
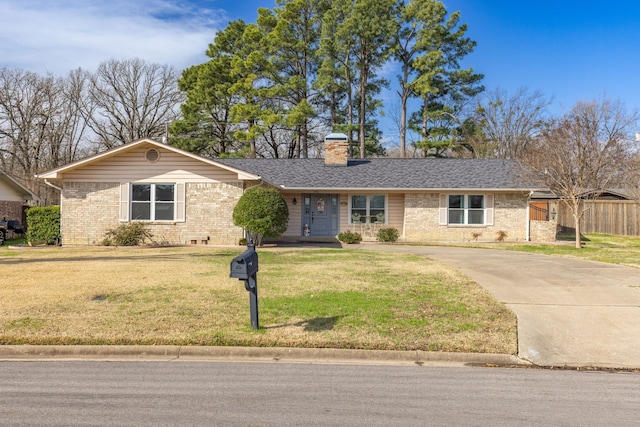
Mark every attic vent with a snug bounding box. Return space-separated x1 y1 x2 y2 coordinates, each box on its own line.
145 148 160 162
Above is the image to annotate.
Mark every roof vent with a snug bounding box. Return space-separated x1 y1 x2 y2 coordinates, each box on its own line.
145 148 160 162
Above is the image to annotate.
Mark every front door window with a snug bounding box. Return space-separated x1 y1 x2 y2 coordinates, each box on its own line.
302 194 339 236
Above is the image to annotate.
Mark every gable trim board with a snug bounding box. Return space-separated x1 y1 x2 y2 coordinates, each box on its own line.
36 138 550 245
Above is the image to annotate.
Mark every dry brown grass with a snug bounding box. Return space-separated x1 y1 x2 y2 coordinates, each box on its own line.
1 245 516 353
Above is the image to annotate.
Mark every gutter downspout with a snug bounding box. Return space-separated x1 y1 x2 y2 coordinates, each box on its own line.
245 179 264 192
44 179 63 192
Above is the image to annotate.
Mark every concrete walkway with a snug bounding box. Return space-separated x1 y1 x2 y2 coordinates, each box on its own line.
360 244 640 368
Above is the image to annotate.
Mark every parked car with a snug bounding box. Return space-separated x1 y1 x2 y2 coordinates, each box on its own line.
7 220 25 234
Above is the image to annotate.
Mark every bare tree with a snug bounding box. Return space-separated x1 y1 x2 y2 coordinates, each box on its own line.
626 146 640 199
42 68 93 169
0 68 52 178
87 59 184 149
477 87 551 159
0 68 94 203
522 98 637 248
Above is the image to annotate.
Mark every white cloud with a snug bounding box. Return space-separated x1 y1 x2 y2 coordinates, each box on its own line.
0 0 226 75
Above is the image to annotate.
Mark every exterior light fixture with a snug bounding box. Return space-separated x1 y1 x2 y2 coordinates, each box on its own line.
292 197 297 205
551 207 556 220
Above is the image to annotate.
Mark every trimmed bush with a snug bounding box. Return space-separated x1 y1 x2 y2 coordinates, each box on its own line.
377 227 399 243
233 186 289 245
26 206 60 245
337 230 362 244
102 222 153 246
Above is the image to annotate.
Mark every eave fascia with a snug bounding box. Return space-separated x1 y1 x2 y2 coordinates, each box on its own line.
277 186 535 193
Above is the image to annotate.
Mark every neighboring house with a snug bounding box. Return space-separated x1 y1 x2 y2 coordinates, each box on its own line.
36 135 555 246
0 168 40 225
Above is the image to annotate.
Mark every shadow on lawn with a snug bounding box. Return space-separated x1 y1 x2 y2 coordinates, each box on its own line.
0 250 238 265
265 316 341 332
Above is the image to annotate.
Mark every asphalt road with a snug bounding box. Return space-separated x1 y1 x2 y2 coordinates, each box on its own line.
1 361 639 426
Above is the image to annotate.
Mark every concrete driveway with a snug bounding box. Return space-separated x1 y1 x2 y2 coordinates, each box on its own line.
360 244 640 368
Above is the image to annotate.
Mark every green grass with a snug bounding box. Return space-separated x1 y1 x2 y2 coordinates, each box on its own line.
0 246 516 354
493 234 640 268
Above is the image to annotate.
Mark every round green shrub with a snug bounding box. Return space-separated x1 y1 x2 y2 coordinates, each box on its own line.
337 230 362 244
377 227 399 243
233 186 289 244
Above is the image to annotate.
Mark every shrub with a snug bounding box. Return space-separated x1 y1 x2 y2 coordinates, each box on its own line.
233 186 289 245
376 227 399 243
496 230 508 242
338 230 362 244
102 222 153 246
26 206 60 245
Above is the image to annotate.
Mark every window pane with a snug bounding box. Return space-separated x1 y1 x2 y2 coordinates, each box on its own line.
351 195 366 222
370 195 385 209
449 195 464 209
351 209 366 221
132 203 150 220
469 195 484 209
155 202 174 220
449 209 464 224
468 210 484 224
155 184 174 202
352 195 366 209
132 184 150 202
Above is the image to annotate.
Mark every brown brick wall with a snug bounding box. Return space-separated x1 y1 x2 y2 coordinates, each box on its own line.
61 181 245 245
404 193 530 242
61 182 121 245
0 201 24 223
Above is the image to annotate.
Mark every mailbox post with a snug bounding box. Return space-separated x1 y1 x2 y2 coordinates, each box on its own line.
229 240 259 330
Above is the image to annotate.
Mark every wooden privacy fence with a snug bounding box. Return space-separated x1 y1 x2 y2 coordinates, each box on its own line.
557 200 640 236
529 201 549 221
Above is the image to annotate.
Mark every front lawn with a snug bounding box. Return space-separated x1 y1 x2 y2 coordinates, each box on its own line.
495 234 640 268
0 246 516 354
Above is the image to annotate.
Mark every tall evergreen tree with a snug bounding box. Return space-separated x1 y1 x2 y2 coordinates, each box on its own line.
265 0 328 158
170 20 248 158
396 2 483 157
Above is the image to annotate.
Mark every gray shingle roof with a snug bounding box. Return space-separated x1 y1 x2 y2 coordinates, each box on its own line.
216 158 531 190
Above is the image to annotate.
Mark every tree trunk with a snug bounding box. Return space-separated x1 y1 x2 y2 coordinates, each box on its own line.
400 90 407 158
573 213 581 249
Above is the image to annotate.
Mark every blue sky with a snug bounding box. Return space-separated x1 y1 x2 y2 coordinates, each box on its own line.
2 0 640 139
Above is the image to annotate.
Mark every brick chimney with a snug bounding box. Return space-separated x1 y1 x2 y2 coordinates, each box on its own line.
324 132 349 166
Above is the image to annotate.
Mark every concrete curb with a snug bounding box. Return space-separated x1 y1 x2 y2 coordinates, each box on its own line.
0 345 526 367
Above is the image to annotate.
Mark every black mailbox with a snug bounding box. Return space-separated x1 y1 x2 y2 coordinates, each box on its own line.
230 249 259 280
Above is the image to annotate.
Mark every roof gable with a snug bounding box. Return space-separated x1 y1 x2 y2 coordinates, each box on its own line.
0 169 39 200
36 138 260 181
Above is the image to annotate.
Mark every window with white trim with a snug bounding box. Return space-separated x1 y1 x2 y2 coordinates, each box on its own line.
350 194 386 223
448 194 485 225
131 183 175 221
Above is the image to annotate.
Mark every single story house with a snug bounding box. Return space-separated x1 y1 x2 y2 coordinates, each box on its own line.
36 135 556 246
1 168 40 225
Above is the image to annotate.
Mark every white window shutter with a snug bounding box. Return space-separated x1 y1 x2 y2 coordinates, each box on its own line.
175 183 185 222
486 194 494 225
439 194 448 225
119 183 130 222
